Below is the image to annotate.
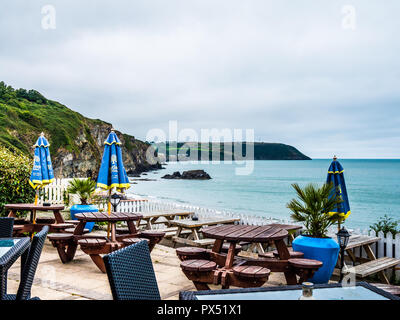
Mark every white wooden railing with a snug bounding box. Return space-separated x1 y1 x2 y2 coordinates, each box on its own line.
38 178 73 205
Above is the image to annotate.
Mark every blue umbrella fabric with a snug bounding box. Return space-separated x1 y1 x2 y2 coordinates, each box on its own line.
326 157 351 220
29 133 55 190
96 130 130 191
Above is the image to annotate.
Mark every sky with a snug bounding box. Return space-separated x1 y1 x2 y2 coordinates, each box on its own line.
0 0 399 158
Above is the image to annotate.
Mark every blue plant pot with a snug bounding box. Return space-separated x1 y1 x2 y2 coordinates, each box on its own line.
292 235 340 284
70 204 97 232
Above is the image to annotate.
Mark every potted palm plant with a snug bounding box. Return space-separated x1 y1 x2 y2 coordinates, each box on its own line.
287 182 343 284
66 178 98 232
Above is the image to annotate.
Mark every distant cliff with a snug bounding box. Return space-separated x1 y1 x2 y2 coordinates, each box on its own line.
0 82 160 178
154 142 311 161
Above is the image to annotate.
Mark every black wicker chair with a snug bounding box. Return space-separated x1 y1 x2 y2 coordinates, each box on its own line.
103 240 161 300
0 217 14 238
3 226 49 300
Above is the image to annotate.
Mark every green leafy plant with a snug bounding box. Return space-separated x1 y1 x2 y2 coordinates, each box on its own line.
62 190 70 207
370 215 399 237
0 146 35 216
286 182 344 238
66 178 96 205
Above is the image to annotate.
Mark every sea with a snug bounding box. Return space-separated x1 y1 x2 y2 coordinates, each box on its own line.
127 160 400 230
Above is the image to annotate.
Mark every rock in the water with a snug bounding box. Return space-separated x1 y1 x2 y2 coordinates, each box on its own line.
161 171 182 179
161 170 211 180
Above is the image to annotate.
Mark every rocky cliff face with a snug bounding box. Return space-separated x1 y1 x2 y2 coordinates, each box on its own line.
53 122 161 178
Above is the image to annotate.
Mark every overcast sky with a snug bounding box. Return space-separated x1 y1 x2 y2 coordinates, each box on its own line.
1 1 399 158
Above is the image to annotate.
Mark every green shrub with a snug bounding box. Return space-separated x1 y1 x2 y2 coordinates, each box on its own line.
286 182 344 238
370 215 399 237
0 146 35 216
67 178 96 205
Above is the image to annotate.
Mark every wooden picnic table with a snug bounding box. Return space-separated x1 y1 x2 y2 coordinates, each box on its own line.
169 217 240 248
136 209 194 230
48 212 165 273
332 233 400 284
5 203 70 235
179 224 322 290
73 212 142 272
244 223 302 254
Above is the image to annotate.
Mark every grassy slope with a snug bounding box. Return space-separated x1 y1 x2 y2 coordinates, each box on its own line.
0 82 114 156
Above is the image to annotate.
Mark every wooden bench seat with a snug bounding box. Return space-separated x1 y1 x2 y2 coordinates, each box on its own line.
273 249 304 259
64 227 90 234
288 258 323 284
371 283 400 296
180 259 217 272
47 233 76 264
50 223 74 230
172 236 215 248
65 220 80 225
78 238 107 249
36 218 56 224
122 237 150 247
138 230 165 252
347 257 400 278
48 233 74 242
232 265 271 279
158 227 192 239
176 247 208 261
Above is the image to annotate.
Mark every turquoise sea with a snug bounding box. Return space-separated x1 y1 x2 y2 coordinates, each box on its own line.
128 160 400 230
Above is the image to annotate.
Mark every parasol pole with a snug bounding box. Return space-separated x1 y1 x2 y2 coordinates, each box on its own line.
106 187 113 239
333 155 342 233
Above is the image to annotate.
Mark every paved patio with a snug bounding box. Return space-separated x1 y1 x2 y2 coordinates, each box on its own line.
6 238 289 300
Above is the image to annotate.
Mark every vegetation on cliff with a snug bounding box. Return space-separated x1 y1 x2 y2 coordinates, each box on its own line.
0 145 35 215
154 142 311 161
0 81 159 178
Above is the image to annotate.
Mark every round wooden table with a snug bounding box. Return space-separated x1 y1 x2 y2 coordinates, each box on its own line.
5 203 68 235
179 224 301 290
73 212 143 272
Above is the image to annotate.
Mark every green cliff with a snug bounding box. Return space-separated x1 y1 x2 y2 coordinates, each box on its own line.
0 81 160 178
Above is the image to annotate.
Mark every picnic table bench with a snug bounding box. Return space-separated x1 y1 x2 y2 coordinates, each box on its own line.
6 204 73 236
169 217 240 248
136 209 194 230
330 233 400 284
48 212 165 272
178 224 323 290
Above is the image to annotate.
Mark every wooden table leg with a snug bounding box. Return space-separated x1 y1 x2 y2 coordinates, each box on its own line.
111 223 116 242
193 229 200 241
212 239 223 253
363 244 390 284
53 210 65 224
345 249 357 264
193 282 210 290
275 239 298 285
74 220 86 235
224 242 236 269
127 220 138 234
89 254 106 273
7 210 16 218
173 227 183 248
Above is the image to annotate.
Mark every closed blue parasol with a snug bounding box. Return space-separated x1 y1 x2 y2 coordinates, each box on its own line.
96 130 130 192
326 156 351 224
29 132 55 205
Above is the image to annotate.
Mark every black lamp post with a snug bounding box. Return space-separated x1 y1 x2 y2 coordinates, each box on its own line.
110 193 122 212
336 226 350 282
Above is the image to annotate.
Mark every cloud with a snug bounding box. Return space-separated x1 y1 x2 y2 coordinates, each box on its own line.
0 0 399 158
